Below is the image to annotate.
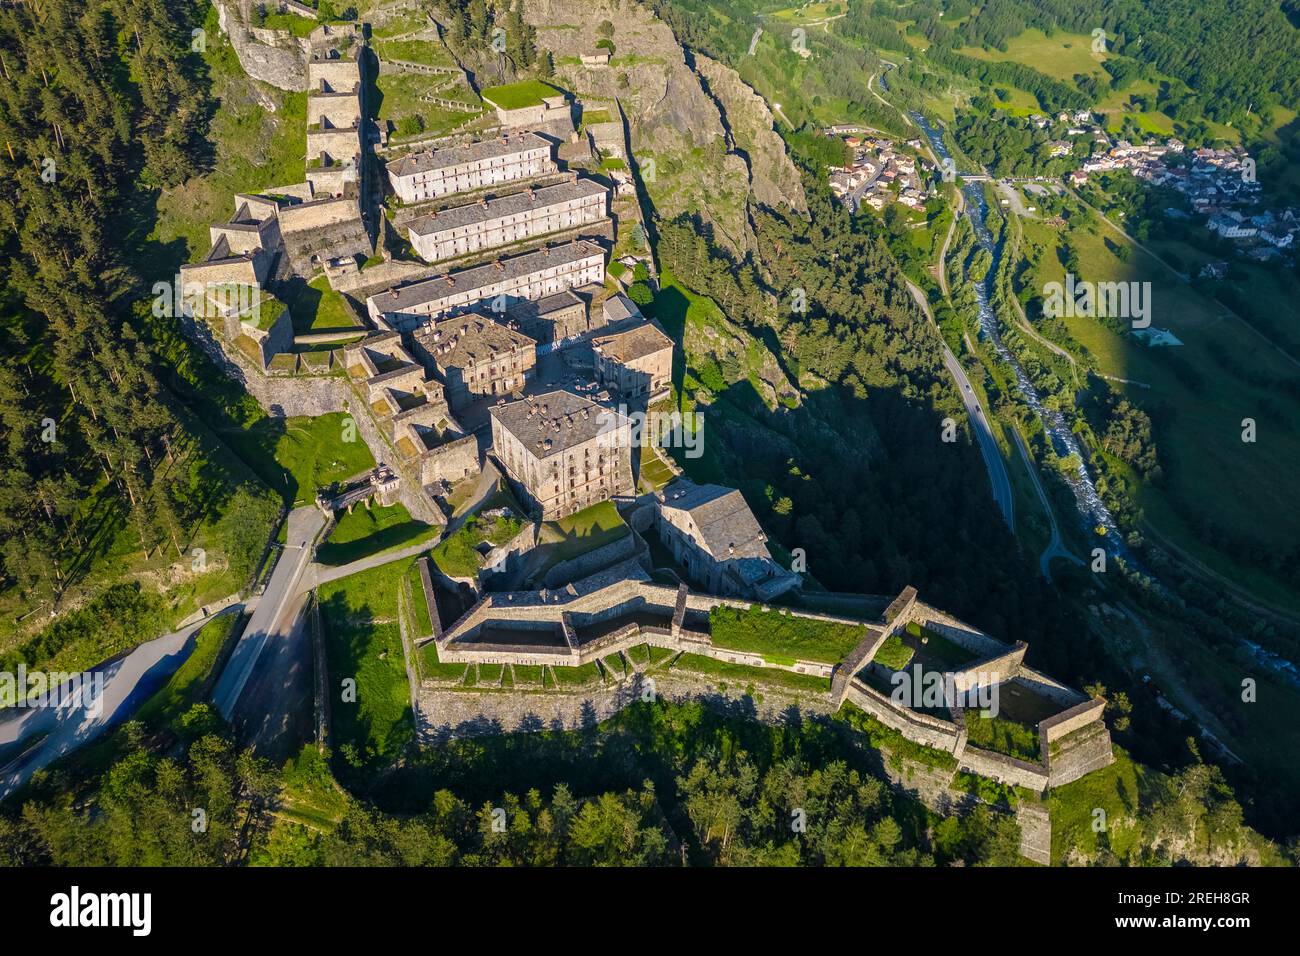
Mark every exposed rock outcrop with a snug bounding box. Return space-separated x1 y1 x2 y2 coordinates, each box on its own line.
523 0 803 254
215 0 310 91
693 52 806 217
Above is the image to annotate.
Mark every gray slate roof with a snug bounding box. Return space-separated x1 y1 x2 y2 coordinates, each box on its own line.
387 132 552 178
659 479 768 560
406 178 606 238
491 389 627 460
369 240 603 315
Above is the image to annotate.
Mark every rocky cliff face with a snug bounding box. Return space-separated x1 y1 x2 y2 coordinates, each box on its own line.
214 0 309 91
524 0 805 254
693 53 807 218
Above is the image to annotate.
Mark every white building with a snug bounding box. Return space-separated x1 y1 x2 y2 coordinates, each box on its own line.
367 240 606 330
405 177 608 263
386 132 556 204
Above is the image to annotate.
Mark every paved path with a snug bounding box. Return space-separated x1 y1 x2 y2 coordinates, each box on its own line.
907 280 1014 527
1009 428 1082 579
0 605 242 800
309 534 441 589
212 505 326 722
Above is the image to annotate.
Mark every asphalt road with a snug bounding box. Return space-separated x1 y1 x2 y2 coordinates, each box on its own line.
212 505 325 722
0 607 241 800
906 281 1014 527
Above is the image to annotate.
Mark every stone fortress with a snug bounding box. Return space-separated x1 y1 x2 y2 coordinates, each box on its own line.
182 12 1116 854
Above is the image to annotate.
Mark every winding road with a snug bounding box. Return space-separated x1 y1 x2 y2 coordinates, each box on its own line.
0 603 245 800
906 280 1014 527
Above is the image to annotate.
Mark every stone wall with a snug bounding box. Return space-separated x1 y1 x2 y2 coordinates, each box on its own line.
279 197 362 233
844 679 965 753
949 641 1027 695
417 670 832 741
957 745 1051 792
541 528 640 589
1016 665 1089 710
420 434 479 486
902 601 1010 659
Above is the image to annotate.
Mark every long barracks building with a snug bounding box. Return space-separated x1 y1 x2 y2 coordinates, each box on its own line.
366 240 606 331
386 132 556 204
405 176 608 264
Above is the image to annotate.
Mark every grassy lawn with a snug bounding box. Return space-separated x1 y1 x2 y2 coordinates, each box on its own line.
638 443 676 490
261 11 319 38
1048 747 1144 864
535 499 628 566
317 502 438 566
671 652 832 694
131 611 238 729
510 664 546 686
480 79 562 110
317 562 415 771
959 29 1106 85
218 413 375 507
964 712 1041 763
405 561 434 636
871 633 915 670
550 661 602 687
419 640 467 682
1020 210 1300 609
290 276 361 334
708 604 866 665
430 512 523 578
903 621 980 671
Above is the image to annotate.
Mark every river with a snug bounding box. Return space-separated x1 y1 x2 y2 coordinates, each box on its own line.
909 112 1127 560
907 111 1300 690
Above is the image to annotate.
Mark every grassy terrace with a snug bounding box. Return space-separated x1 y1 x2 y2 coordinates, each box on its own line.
318 562 414 772
902 621 980 671
219 412 374 507
291 276 359 334
670 652 832 694
405 561 434 636
430 512 524 578
872 633 915 670
707 604 867 665
419 639 467 682
317 501 438 566
534 499 628 568
480 79 562 110
965 711 1041 763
